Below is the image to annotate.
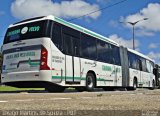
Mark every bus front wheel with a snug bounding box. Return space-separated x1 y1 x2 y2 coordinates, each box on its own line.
86 73 95 92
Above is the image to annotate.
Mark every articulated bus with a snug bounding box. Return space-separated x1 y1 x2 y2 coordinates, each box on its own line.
1 15 155 92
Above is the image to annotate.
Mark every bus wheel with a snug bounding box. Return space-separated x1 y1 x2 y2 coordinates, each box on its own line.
86 73 95 92
150 80 155 90
46 86 65 93
133 79 137 90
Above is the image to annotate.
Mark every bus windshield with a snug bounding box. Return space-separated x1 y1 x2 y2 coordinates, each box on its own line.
3 20 50 44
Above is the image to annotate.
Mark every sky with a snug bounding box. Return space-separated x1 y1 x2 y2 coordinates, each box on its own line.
0 0 160 64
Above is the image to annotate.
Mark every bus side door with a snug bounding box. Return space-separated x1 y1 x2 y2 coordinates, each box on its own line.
63 33 81 84
140 59 150 87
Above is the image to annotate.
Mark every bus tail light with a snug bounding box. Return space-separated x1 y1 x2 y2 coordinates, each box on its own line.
40 46 50 70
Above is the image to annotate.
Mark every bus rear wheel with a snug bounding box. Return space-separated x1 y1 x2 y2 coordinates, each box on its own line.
150 80 155 90
133 79 137 90
128 79 137 91
86 73 95 92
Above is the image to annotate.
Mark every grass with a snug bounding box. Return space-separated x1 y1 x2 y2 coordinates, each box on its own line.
0 85 44 91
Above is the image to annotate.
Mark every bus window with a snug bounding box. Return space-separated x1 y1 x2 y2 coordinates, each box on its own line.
138 59 142 71
72 36 80 57
62 25 80 56
141 58 147 72
146 60 151 73
111 45 121 65
81 34 97 60
150 61 154 74
4 20 50 44
97 39 110 63
128 52 137 69
52 23 63 51
63 34 73 55
62 34 80 57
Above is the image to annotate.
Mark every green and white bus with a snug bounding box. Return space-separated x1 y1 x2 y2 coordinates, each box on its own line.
1 15 155 92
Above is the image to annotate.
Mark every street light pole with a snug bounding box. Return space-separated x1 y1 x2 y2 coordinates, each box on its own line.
133 25 135 50
122 18 148 50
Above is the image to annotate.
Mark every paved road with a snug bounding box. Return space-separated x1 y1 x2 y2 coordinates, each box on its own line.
0 89 160 116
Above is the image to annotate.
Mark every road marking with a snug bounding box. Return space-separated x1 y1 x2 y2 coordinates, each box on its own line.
128 94 135 96
15 99 34 102
13 98 72 102
52 98 72 100
19 92 29 94
81 97 92 99
136 93 143 95
0 101 8 103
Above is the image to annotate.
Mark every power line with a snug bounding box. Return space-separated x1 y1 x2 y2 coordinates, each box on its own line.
68 0 128 21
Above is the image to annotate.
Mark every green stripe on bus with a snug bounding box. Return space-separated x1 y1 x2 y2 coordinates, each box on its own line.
28 58 40 66
52 76 85 80
97 78 113 82
55 17 83 31
29 62 40 66
5 68 17 70
52 76 113 82
138 82 145 84
54 17 117 46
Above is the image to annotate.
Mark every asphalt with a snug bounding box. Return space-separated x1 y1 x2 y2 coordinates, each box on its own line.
0 89 160 116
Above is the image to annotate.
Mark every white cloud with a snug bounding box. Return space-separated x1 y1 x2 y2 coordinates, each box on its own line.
109 20 119 28
148 43 159 49
121 3 160 36
148 52 160 64
109 34 140 50
136 30 155 37
11 0 101 20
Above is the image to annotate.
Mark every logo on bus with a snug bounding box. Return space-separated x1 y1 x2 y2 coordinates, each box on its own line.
21 27 28 34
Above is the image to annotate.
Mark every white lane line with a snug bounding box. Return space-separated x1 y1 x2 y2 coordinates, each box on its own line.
52 98 72 100
14 98 72 102
81 97 92 99
128 94 136 96
0 101 8 103
36 98 72 101
15 99 34 102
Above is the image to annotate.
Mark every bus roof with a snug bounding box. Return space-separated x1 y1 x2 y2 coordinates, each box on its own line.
128 48 154 62
9 15 118 46
49 15 118 46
